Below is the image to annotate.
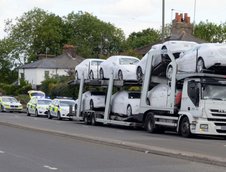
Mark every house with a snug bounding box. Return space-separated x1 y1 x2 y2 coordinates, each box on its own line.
135 13 207 56
18 45 84 88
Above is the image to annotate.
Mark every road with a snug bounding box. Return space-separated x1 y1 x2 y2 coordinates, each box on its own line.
0 112 226 165
0 124 226 172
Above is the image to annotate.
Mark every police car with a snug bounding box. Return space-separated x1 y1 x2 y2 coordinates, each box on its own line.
0 96 23 112
48 98 76 120
27 97 52 117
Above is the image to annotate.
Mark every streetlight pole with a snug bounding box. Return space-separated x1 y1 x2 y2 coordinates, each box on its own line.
162 0 165 42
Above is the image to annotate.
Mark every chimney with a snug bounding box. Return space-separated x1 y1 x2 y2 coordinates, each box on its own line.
63 44 76 58
171 12 193 35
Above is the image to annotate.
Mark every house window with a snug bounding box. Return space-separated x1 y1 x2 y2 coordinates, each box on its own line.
20 73 25 80
45 71 50 79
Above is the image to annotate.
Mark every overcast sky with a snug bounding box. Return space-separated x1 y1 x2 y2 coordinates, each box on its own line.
1 0 226 39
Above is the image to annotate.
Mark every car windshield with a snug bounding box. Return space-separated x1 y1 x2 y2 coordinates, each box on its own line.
31 93 45 97
60 100 75 106
38 100 52 105
119 58 139 65
202 85 226 101
2 97 18 102
128 93 141 99
91 61 103 66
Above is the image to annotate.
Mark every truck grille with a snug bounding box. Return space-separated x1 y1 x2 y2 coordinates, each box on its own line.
210 109 226 117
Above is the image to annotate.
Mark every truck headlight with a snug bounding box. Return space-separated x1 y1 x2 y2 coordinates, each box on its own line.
200 124 208 132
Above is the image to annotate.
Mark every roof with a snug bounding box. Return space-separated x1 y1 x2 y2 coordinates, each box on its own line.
20 53 85 69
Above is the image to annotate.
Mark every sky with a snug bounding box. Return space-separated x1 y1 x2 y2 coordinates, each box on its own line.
1 0 226 39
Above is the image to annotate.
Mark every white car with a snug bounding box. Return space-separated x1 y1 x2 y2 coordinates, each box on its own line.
27 97 52 117
136 41 197 81
99 55 140 80
136 44 162 81
75 91 106 112
48 98 76 120
111 91 141 116
75 58 105 80
0 96 23 112
161 40 198 59
166 43 226 78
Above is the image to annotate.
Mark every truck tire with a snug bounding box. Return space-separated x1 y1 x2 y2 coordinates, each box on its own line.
144 113 156 133
91 114 96 126
180 116 191 138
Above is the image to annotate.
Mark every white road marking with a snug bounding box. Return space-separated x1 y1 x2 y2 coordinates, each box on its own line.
0 150 5 154
43 165 58 170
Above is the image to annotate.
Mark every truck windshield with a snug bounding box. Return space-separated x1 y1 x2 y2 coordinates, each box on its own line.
202 85 226 100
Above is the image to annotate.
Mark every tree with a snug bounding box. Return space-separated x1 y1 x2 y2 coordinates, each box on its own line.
194 21 226 43
125 28 161 50
64 11 125 58
4 8 66 62
0 38 18 83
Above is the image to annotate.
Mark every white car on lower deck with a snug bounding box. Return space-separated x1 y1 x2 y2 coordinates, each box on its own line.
75 91 106 112
111 91 141 117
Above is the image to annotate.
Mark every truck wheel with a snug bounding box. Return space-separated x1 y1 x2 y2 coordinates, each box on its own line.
27 109 30 116
180 116 191 138
57 111 62 120
47 111 52 119
144 113 156 133
91 114 96 126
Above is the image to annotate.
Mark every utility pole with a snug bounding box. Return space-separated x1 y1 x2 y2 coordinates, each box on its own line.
162 0 165 42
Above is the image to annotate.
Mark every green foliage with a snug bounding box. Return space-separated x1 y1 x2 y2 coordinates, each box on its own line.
5 8 66 62
64 12 125 58
40 75 78 99
125 28 161 49
194 21 226 42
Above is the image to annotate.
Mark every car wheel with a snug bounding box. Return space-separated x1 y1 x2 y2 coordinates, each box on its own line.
118 70 123 80
161 46 168 63
144 112 156 133
100 68 104 80
89 70 94 80
27 108 30 116
47 111 52 119
180 116 191 138
196 58 205 73
35 109 39 117
90 99 94 110
126 105 132 116
137 66 143 81
75 71 79 80
57 111 62 120
166 65 173 79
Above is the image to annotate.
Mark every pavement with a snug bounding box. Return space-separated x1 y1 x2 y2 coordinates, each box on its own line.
0 112 226 167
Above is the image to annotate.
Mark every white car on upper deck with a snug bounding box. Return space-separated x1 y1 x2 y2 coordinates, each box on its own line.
99 55 140 80
75 58 105 80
